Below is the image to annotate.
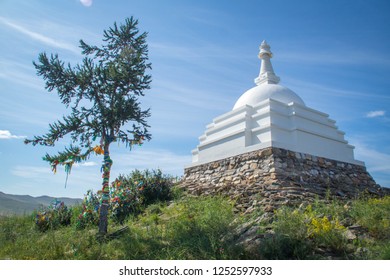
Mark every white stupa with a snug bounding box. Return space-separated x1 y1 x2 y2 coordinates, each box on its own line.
190 40 363 166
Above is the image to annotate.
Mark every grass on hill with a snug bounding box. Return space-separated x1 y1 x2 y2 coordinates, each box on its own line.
256 196 390 259
1 186 389 260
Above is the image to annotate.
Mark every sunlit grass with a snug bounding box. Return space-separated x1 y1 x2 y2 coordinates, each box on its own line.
1 191 389 260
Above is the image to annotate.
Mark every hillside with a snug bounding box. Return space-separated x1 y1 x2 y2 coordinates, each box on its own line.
0 191 82 216
0 193 389 260
1 168 389 260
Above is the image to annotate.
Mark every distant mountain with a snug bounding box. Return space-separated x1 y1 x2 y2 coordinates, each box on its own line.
0 191 82 216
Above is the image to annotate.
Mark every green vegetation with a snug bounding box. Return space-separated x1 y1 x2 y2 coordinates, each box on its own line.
0 195 240 260
257 196 390 259
35 200 72 232
1 171 389 260
76 169 175 228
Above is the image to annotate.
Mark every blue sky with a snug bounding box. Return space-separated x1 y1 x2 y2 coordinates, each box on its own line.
0 0 389 198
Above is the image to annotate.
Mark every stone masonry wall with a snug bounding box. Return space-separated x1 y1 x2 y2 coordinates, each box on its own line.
182 147 386 213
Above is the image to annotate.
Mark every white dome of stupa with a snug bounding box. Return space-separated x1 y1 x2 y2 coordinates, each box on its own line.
233 40 305 110
233 83 305 109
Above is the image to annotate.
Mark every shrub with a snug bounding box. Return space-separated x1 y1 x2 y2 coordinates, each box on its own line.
110 177 143 223
74 170 175 227
262 203 349 259
110 169 174 222
35 199 72 232
259 207 311 259
131 169 174 205
272 208 307 240
379 242 390 259
76 190 100 229
305 204 347 252
259 233 311 260
350 196 390 239
308 216 346 253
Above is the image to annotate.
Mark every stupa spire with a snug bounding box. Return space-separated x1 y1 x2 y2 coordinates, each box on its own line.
254 40 280 85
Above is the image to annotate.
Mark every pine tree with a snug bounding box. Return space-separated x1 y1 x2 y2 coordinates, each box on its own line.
25 17 152 235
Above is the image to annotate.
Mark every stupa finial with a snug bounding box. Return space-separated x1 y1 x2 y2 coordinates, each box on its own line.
254 40 280 85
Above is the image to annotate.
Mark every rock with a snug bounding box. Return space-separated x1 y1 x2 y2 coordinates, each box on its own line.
348 224 363 230
310 169 319 176
343 230 357 241
260 149 272 156
244 206 255 214
337 191 346 197
343 201 352 210
255 212 274 224
354 247 370 258
340 217 353 227
263 205 275 212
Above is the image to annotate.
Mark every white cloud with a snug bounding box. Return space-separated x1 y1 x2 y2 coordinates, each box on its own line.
0 130 26 139
366 110 385 118
285 78 389 101
80 0 93 7
112 148 191 177
0 16 78 54
11 166 51 179
74 161 98 167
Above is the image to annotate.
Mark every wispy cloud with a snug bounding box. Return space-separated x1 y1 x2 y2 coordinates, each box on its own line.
0 130 26 140
283 77 390 121
150 41 246 76
350 138 390 186
153 80 232 111
285 78 389 101
0 16 79 54
0 59 44 90
278 48 390 67
366 110 386 118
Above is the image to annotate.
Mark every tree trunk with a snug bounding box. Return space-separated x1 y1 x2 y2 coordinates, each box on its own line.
98 143 113 235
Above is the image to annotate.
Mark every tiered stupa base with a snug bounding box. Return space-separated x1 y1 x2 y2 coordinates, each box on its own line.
183 147 386 213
